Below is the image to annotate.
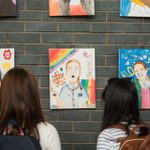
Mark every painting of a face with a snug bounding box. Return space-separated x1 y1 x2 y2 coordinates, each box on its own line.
66 61 80 84
134 64 148 81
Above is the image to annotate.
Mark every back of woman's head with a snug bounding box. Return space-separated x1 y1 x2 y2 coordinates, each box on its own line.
101 78 140 130
0 67 45 136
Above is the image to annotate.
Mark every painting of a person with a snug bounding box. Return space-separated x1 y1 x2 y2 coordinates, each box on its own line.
0 0 16 16
133 61 150 108
60 0 94 15
49 0 95 16
58 59 89 108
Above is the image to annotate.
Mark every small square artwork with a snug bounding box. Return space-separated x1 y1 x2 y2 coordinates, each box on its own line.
49 48 96 109
0 0 17 17
49 0 95 16
119 48 150 109
120 0 150 17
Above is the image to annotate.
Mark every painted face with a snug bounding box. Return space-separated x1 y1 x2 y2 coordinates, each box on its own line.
134 64 148 81
66 61 80 84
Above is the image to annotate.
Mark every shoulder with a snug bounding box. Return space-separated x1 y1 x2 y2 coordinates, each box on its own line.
97 128 126 150
98 127 126 140
37 121 58 135
60 84 68 92
37 122 61 150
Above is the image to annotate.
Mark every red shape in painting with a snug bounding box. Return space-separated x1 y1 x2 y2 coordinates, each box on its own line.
3 49 12 60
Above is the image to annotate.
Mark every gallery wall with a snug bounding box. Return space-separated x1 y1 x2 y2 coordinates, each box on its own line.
0 0 150 150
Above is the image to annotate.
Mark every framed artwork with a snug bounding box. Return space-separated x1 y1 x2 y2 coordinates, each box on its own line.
0 0 17 17
49 48 96 109
0 48 15 79
49 0 95 16
120 0 150 17
119 48 150 109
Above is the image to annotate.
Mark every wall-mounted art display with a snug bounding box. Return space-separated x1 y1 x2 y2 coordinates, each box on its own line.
0 0 17 17
119 49 150 109
49 0 95 16
120 0 150 17
49 48 96 109
0 48 15 79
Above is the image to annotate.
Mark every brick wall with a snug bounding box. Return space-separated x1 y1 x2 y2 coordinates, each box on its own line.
1 0 150 149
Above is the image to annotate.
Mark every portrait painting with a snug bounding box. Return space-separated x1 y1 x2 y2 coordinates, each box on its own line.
120 0 150 17
49 48 96 109
0 48 15 79
49 0 95 16
119 49 150 109
0 0 17 17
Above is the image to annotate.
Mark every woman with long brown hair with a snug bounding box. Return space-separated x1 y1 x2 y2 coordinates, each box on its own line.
0 67 61 150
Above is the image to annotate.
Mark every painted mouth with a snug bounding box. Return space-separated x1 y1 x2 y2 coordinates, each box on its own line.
71 75 75 78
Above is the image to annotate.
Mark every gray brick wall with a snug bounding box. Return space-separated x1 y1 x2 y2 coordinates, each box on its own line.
0 0 150 149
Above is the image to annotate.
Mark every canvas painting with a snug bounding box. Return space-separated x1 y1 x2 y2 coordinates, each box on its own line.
0 0 17 17
49 48 96 109
0 48 14 79
119 49 150 109
49 0 95 16
120 0 150 17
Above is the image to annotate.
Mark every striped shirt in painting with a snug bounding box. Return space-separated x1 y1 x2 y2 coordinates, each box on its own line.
96 128 127 150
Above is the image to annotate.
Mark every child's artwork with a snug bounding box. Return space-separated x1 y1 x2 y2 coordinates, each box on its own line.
49 48 96 109
0 48 15 79
49 0 95 16
119 49 150 109
120 0 150 17
0 0 17 17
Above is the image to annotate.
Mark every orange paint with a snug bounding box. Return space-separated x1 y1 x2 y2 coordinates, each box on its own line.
70 4 87 16
49 0 60 16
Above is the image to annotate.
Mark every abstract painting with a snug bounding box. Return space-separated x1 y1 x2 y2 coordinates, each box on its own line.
49 48 96 109
120 0 150 17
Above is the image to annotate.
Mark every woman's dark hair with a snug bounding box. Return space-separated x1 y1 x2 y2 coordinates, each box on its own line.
0 67 45 139
101 78 140 131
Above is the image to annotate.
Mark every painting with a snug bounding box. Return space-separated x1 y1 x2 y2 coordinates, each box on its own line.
119 49 150 109
120 0 150 17
0 0 17 17
49 48 96 109
49 0 95 16
0 48 15 79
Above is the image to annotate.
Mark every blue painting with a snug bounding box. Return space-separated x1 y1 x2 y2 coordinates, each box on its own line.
120 0 150 17
119 49 150 109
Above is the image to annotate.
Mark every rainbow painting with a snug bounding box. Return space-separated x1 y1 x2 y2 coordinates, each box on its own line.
49 48 96 109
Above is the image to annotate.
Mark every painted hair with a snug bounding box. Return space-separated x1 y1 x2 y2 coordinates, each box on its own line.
101 78 140 131
0 67 45 139
133 61 148 70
